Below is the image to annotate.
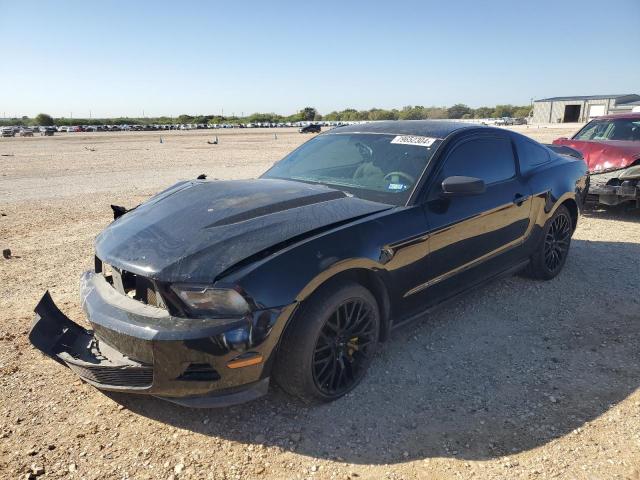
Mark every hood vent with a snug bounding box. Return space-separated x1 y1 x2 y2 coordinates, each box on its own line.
206 190 346 228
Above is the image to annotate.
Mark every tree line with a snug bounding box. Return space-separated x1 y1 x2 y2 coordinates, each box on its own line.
323 104 531 121
1 104 531 127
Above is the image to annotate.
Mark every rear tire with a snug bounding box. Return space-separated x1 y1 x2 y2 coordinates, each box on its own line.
273 282 380 403
525 204 573 280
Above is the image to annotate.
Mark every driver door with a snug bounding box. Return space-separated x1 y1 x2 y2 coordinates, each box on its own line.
409 132 533 306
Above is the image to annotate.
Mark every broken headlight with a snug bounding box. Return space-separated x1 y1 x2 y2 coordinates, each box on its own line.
171 285 250 316
618 164 640 180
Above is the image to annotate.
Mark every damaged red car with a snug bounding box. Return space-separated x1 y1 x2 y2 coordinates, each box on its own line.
553 112 640 207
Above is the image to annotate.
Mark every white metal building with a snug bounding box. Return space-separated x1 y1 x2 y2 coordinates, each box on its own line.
531 94 640 124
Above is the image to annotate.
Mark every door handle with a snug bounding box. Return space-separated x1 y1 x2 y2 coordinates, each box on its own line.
513 193 530 206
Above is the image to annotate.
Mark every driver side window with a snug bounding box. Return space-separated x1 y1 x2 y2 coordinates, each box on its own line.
440 136 516 185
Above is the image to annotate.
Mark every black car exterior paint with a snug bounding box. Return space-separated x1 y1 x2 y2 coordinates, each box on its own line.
29 121 588 407
95 178 391 285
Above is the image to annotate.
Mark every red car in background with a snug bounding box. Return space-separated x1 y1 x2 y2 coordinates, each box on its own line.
553 113 640 207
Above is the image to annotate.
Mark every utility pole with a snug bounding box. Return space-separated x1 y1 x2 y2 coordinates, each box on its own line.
530 97 534 121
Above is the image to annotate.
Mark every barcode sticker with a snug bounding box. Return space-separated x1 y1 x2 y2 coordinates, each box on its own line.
390 135 437 147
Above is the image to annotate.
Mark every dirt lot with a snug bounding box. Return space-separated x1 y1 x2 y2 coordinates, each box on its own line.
1 126 639 480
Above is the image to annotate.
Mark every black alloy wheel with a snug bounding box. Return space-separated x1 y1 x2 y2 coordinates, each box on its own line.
525 204 573 280
273 282 380 403
544 210 572 273
312 298 377 396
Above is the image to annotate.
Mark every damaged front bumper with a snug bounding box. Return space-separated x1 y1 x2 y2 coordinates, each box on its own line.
587 166 640 206
29 271 292 407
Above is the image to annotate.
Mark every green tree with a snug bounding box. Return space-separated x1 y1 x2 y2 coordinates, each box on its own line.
323 111 340 121
493 104 515 118
339 109 359 121
34 113 54 126
248 112 283 123
398 106 425 120
425 107 448 119
300 107 317 122
368 108 398 120
192 115 212 124
206 115 227 124
513 106 532 118
177 114 194 124
473 107 494 118
447 104 471 119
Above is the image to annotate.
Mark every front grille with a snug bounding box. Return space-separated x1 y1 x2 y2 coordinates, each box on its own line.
95 256 167 309
65 361 153 388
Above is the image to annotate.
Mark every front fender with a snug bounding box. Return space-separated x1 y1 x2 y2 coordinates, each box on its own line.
293 257 390 302
218 210 396 310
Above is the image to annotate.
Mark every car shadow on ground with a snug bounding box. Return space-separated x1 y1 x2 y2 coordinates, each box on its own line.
115 239 640 465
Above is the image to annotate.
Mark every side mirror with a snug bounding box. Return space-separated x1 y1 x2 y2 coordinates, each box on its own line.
441 176 486 197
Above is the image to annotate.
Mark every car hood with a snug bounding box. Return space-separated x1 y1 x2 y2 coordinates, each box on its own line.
95 178 391 283
552 138 640 172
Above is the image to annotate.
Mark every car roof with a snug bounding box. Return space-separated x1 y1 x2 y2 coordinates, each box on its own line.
593 112 640 121
326 120 481 139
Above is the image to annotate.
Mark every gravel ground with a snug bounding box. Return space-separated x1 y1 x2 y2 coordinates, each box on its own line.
1 126 639 480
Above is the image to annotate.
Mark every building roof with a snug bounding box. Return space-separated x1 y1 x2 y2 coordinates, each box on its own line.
327 120 479 138
535 94 639 102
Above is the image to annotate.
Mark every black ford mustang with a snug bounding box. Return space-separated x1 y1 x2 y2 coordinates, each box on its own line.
30 121 588 407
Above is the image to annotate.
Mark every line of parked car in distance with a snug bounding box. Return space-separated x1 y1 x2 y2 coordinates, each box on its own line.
493 117 528 126
1 118 532 139
1 126 56 137
0 121 354 137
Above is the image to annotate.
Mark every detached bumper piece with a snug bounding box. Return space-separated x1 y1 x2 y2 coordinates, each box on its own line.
30 292 153 391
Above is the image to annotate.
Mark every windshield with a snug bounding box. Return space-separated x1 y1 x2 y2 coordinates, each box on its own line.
262 132 441 205
573 118 640 141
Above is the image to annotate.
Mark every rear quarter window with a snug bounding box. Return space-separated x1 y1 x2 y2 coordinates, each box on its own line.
515 137 551 173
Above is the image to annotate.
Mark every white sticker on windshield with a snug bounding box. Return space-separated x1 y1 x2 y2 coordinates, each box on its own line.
390 135 437 147
388 183 407 191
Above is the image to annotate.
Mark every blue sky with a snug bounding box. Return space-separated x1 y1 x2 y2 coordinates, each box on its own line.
1 0 639 118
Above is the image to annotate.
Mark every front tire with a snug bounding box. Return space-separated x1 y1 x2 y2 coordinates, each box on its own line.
273 282 380 403
526 204 573 280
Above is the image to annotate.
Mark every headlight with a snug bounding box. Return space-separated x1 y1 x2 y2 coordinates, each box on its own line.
619 164 640 180
171 284 250 316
